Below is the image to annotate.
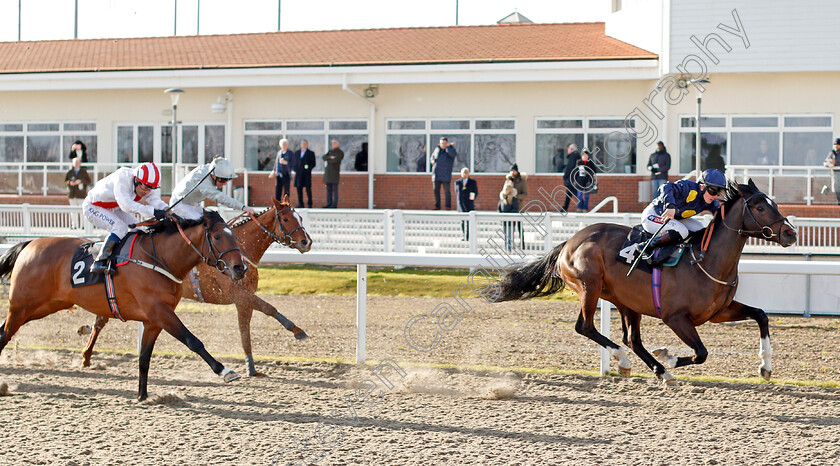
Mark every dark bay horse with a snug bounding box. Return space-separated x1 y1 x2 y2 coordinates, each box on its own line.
81 196 313 376
494 179 797 384
0 211 248 400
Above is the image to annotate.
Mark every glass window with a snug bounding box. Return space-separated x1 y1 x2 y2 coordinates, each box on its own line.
388 120 425 130
288 121 325 131
0 136 24 162
474 134 515 173
679 132 728 173
681 116 726 128
587 132 635 174
537 120 582 129
732 117 778 127
783 132 832 166
64 123 96 132
138 126 154 163
27 123 59 132
329 121 366 131
181 125 199 164
535 133 584 173
63 135 97 162
161 126 173 164
476 120 514 130
244 135 281 171
431 133 471 173
245 121 283 131
784 116 832 127
589 119 626 129
386 134 426 172
731 133 779 165
117 126 133 163
205 125 225 161
431 120 470 130
27 135 61 163
327 134 367 172
0 124 23 132
286 135 325 164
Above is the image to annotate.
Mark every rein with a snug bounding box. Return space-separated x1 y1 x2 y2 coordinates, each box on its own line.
247 206 306 248
720 193 789 240
174 217 242 273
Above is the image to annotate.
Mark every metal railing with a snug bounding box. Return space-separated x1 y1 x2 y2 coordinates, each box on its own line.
727 165 839 206
1 204 838 255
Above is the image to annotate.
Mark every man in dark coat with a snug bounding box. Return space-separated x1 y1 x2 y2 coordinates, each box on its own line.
67 140 89 163
455 167 478 240
562 144 581 212
646 140 671 198
430 137 457 209
354 142 368 172
294 139 316 208
322 139 344 208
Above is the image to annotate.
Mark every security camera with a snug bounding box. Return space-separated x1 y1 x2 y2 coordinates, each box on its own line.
364 86 378 98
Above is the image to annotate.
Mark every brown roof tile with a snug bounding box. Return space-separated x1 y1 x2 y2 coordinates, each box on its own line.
0 22 656 74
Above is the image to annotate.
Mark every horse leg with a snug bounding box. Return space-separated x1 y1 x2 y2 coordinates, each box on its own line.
235 303 263 377
155 307 240 383
81 315 110 367
710 300 772 380
621 308 676 385
137 324 162 401
239 291 308 340
658 314 709 374
573 292 631 375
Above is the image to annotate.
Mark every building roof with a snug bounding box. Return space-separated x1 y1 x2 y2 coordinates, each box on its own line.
497 12 534 23
0 22 656 75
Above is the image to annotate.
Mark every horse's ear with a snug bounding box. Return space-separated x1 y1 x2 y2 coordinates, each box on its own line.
747 178 758 190
282 194 290 205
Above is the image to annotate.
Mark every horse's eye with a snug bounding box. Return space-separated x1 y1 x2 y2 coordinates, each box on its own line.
214 233 221 240
283 218 289 222
756 205 765 212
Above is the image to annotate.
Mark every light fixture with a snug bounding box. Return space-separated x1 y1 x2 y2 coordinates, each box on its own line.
211 96 226 113
364 85 378 98
164 88 185 106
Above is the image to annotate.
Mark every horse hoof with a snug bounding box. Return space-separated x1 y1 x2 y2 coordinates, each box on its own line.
222 369 241 383
81 359 91 368
618 366 631 377
652 347 669 359
664 378 679 387
249 371 268 378
294 330 309 341
760 368 772 381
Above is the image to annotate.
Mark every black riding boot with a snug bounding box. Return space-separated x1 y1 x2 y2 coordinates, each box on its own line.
637 230 681 257
90 236 119 275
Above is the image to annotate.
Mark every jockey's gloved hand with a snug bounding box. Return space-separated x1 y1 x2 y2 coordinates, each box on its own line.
153 209 168 220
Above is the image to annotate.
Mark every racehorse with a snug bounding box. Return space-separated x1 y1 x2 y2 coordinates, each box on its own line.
81 196 313 376
0 211 248 400
493 179 797 384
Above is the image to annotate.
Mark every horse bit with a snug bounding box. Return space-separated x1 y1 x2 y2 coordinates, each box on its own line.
247 206 307 248
175 218 243 274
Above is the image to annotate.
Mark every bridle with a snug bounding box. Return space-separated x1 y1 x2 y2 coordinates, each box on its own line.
720 192 790 240
246 206 308 248
175 216 243 274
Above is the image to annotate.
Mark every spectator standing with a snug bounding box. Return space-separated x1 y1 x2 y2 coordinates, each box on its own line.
562 144 581 212
646 141 671 198
268 138 293 201
553 147 565 173
355 142 368 172
498 179 518 252
506 163 528 249
67 140 88 163
65 156 92 229
574 148 599 212
294 139 316 208
455 167 478 241
823 138 840 205
756 139 777 165
703 145 726 173
323 139 344 208
430 137 457 209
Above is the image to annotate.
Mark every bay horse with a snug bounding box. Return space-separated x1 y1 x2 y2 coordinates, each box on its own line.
493 179 797 384
0 211 248 400
81 196 313 377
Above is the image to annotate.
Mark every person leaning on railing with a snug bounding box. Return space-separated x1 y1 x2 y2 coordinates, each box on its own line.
823 138 840 205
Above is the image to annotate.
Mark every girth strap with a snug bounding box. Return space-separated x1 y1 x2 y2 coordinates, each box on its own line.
112 255 182 284
104 274 126 322
651 250 663 318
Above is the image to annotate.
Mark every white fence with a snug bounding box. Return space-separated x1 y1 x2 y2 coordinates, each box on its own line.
2 203 839 256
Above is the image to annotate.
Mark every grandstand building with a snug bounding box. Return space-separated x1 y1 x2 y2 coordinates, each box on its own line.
0 0 838 215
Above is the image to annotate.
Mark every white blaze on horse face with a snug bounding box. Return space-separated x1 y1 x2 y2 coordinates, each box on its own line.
759 336 772 372
610 347 632 370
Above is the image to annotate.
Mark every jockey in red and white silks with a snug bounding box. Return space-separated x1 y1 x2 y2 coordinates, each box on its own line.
83 162 169 274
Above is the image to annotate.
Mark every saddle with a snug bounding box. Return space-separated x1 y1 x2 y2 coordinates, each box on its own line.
69 233 140 288
615 225 687 274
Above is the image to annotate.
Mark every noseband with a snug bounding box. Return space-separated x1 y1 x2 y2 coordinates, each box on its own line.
248 206 308 249
175 218 242 274
721 192 789 240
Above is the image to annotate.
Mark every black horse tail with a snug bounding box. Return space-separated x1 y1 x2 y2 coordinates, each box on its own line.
0 241 32 279
493 242 566 302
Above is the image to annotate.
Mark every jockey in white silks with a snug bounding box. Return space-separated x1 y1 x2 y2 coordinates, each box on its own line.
168 157 256 220
84 162 169 275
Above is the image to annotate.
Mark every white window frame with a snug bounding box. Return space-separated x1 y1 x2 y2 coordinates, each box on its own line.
534 117 636 174
0 121 97 165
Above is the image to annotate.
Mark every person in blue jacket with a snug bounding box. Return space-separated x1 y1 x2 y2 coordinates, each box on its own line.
638 168 728 253
431 137 457 209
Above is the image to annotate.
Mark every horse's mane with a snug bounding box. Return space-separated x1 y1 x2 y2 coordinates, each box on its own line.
230 207 273 229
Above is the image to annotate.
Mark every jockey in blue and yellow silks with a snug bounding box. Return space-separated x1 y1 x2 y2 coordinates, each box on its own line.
639 169 728 252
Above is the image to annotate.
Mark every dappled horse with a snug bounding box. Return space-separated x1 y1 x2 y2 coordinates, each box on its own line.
0 211 248 400
82 195 313 376
494 179 797 384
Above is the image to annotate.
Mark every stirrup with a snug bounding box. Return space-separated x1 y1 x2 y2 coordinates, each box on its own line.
635 243 653 260
90 260 116 276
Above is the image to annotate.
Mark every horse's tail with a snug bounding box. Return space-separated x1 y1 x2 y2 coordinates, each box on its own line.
493 242 566 302
0 241 32 279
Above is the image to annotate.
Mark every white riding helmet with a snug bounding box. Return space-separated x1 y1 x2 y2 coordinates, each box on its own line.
210 157 237 179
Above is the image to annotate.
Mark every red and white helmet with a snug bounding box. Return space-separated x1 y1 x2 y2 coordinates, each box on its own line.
134 162 161 189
